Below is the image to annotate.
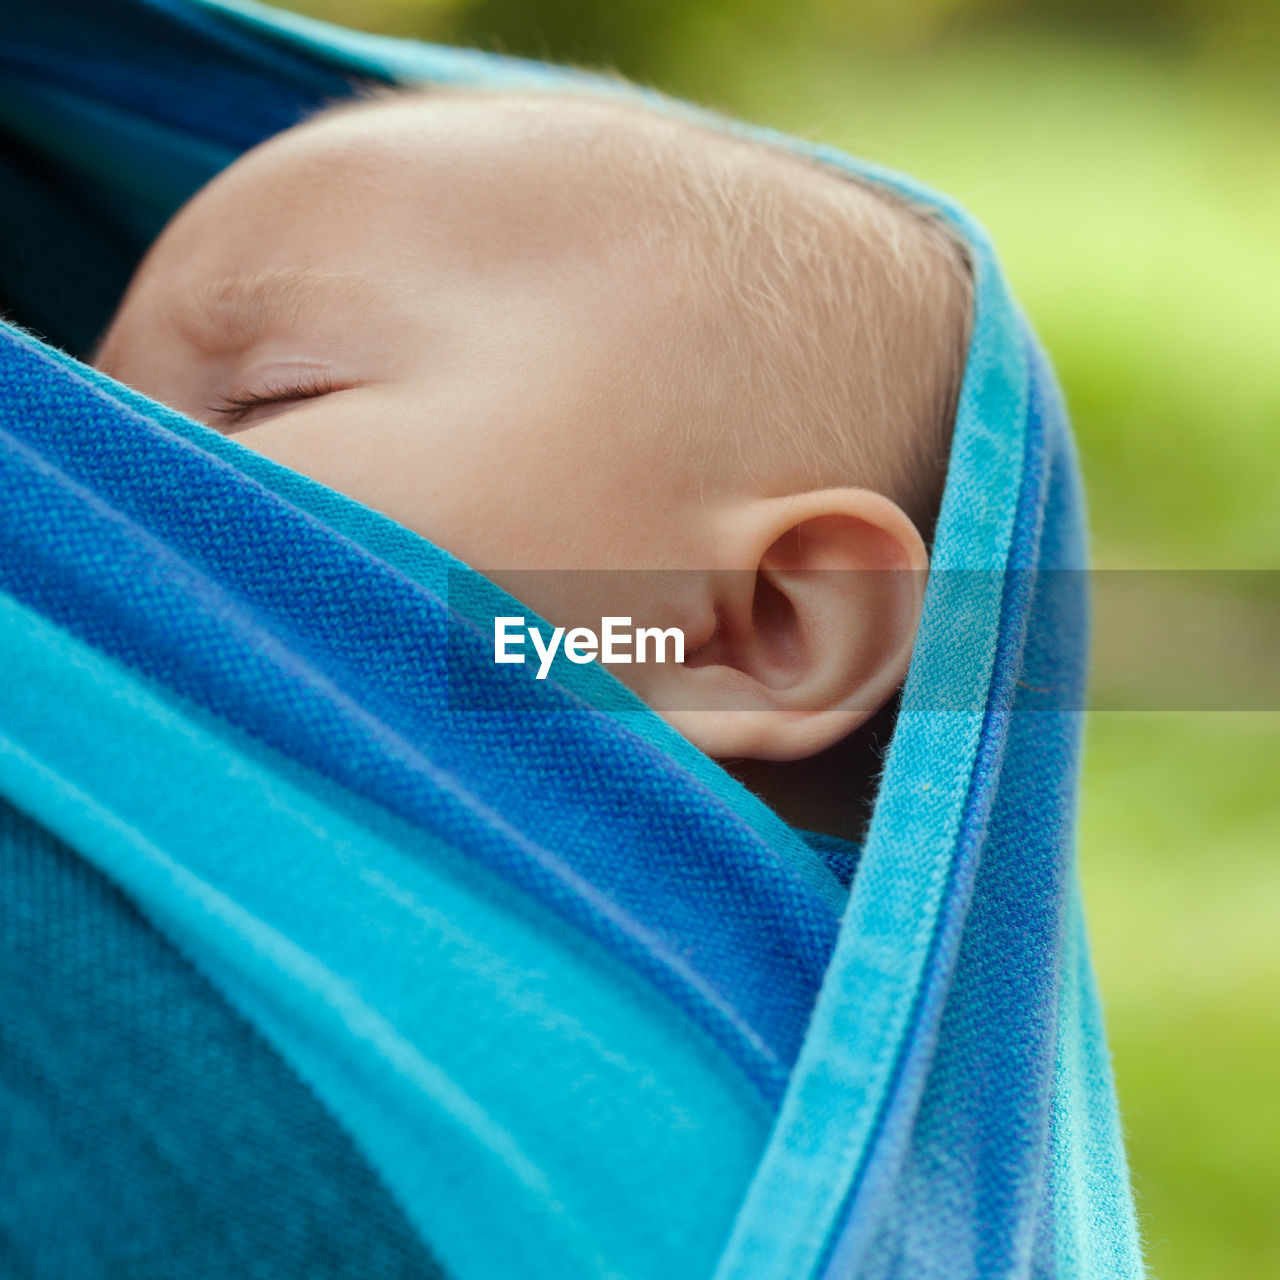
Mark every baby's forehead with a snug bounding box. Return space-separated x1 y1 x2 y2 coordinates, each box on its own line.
270 89 896 260
294 88 778 181
262 89 954 408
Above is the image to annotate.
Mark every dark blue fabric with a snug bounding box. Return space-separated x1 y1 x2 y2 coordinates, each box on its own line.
0 321 841 1105
0 795 447 1280
0 0 353 151
798 830 864 889
0 132 137 355
0 0 362 353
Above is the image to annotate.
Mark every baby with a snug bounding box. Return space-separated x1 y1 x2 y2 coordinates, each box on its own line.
93 86 972 839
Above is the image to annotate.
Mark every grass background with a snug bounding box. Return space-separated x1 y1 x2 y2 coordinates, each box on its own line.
276 6 1280 1274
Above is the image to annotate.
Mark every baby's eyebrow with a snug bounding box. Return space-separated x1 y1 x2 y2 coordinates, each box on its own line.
175 268 380 352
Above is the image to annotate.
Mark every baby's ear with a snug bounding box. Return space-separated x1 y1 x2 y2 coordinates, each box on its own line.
652 488 928 761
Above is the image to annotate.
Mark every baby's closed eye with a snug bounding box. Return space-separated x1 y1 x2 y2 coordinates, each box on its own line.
207 365 352 433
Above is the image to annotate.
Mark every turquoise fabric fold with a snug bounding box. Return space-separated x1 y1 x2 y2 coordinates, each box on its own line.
0 587 773 1280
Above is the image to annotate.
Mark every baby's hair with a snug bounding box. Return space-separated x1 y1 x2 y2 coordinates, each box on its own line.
303 80 973 546
613 122 974 545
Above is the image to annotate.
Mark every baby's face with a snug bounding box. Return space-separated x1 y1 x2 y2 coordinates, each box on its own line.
97 95 717 579
96 92 937 766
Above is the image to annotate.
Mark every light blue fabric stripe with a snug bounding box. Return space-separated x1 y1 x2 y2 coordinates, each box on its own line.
0 590 771 1280
1050 876 1146 1279
196 0 623 88
712 219 1030 1279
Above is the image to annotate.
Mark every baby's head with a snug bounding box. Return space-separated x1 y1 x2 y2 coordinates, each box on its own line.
95 87 971 775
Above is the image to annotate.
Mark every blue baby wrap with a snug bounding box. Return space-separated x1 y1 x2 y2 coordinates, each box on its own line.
0 2 1145 1277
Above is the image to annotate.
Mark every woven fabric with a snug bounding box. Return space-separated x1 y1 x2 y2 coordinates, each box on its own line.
0 796 447 1280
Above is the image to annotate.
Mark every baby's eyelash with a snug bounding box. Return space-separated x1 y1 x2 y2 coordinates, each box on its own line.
207 375 337 425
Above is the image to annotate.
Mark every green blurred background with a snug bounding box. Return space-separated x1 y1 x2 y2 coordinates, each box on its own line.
277 1 1277 1274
